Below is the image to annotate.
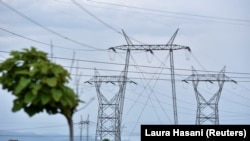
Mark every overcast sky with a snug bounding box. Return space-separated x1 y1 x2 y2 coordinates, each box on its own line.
0 0 250 141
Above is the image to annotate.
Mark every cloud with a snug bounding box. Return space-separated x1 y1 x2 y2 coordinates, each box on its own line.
0 1 250 141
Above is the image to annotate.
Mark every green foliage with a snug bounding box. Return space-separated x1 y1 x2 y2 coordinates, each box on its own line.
0 47 80 119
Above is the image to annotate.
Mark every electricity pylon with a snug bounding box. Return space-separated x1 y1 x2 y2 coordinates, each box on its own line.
85 29 136 141
110 29 190 124
85 68 135 141
183 66 237 124
79 115 90 141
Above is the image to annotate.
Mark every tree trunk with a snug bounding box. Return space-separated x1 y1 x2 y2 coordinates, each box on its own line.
66 116 74 141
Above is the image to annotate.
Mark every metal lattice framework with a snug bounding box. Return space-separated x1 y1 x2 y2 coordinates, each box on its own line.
85 30 135 141
183 66 237 124
85 69 135 141
109 29 190 124
86 29 190 141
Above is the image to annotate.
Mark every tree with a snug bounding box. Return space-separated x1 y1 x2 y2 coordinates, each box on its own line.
0 47 80 141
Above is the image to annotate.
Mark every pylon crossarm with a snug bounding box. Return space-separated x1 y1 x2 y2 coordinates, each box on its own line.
184 66 238 125
183 74 237 83
85 76 135 84
108 29 190 125
109 44 190 52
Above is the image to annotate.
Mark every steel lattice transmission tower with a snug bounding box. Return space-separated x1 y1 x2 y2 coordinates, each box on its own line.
183 66 237 124
85 69 135 141
85 30 136 141
110 29 190 124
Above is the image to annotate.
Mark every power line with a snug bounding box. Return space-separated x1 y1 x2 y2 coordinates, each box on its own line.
70 73 250 85
0 27 105 52
126 53 173 121
186 83 250 109
1 0 249 130
75 62 250 125
0 122 94 132
0 124 72 132
97 83 196 115
0 1 102 50
71 0 146 44
71 0 121 34
53 56 250 76
186 50 250 104
0 50 250 80
127 54 172 140
125 89 196 115
127 81 250 110
56 0 250 27
87 0 250 23
1 58 249 82
0 134 95 138
0 50 250 78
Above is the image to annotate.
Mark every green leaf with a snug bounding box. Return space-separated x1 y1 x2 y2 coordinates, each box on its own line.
10 51 20 58
41 94 50 105
66 97 73 107
53 66 62 77
12 99 23 112
16 70 30 76
24 92 35 104
24 106 42 117
30 84 41 95
0 47 79 119
29 65 38 77
1 76 14 89
60 96 68 107
46 77 57 87
14 77 31 95
41 64 49 74
52 88 62 102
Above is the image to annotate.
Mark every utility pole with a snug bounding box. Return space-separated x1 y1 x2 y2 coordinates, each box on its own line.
109 29 190 124
50 40 53 62
183 66 236 124
79 116 83 141
79 115 90 141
